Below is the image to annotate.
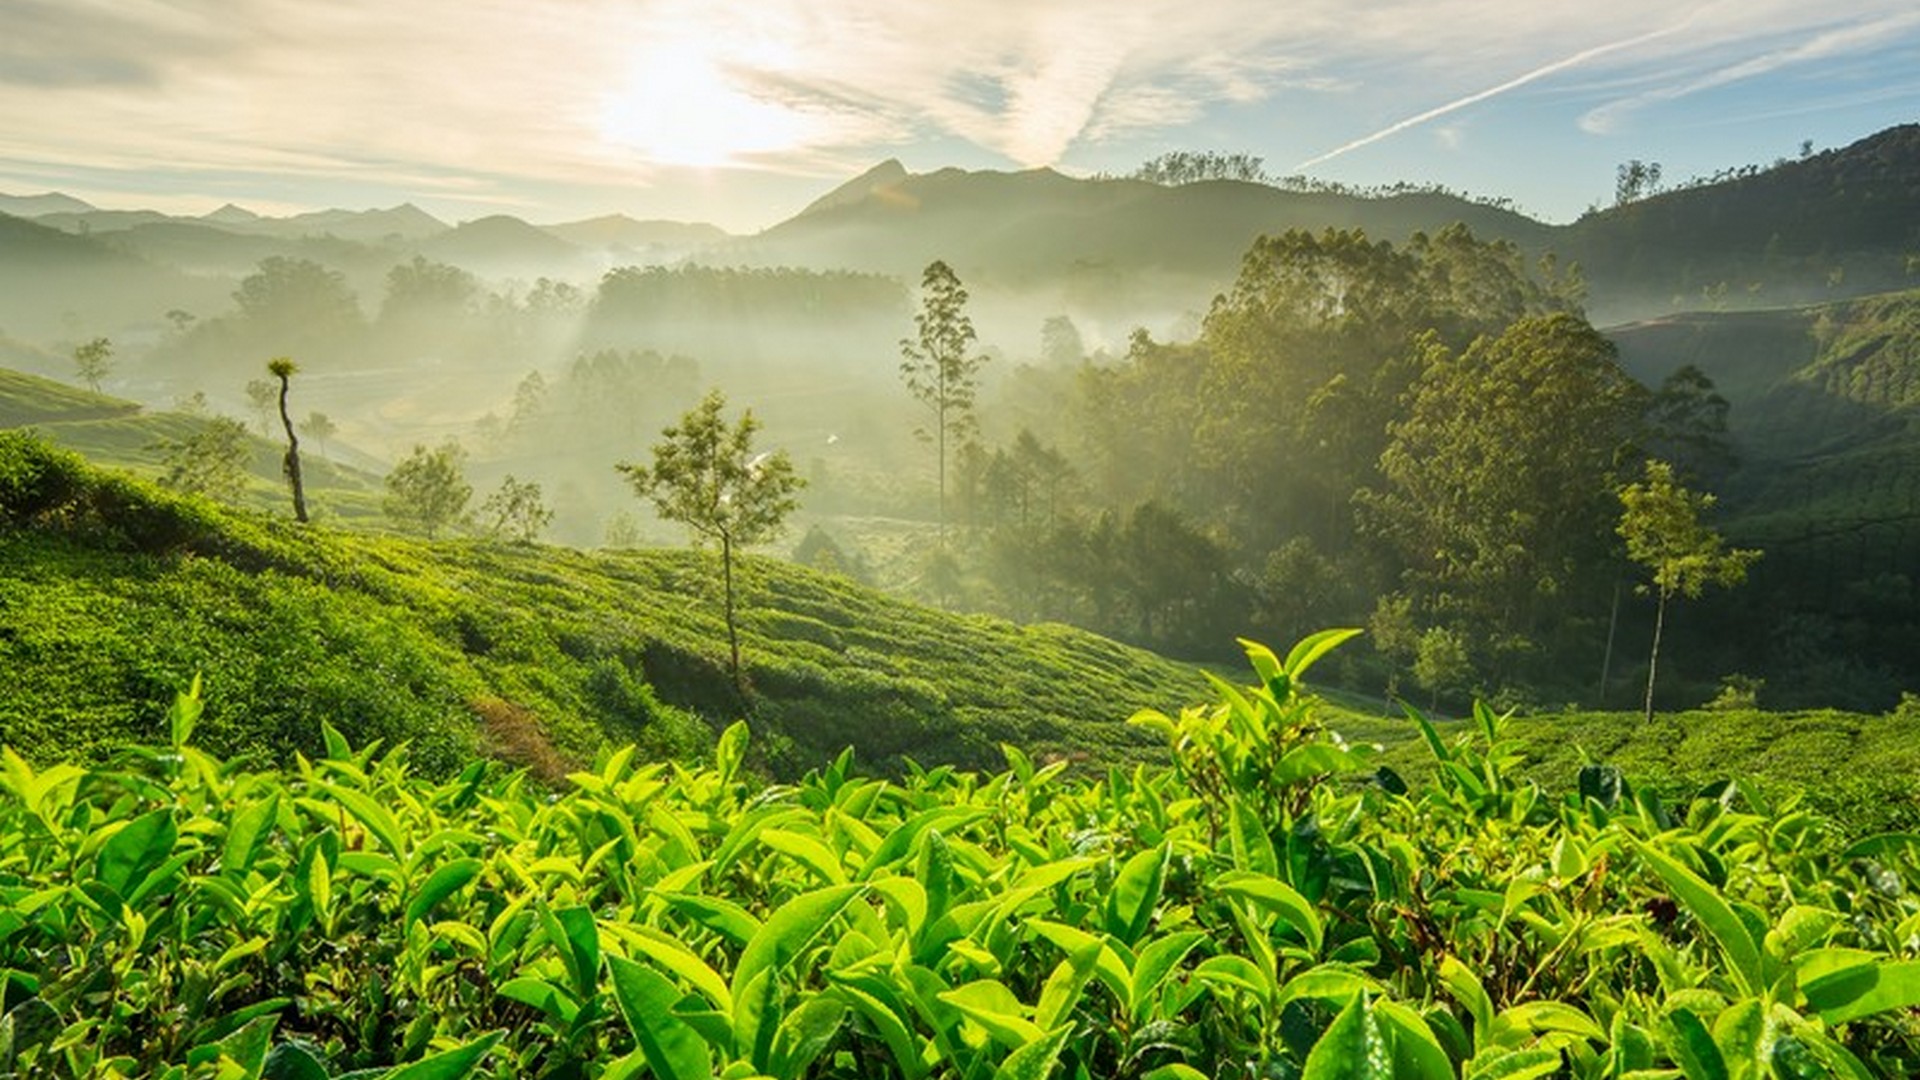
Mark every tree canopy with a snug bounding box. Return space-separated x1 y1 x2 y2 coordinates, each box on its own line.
384 442 471 539
617 390 803 681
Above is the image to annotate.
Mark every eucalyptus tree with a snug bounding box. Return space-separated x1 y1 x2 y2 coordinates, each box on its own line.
1362 313 1648 680
900 260 984 543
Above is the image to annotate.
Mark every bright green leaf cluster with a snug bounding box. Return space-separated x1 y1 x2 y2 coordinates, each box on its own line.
1 636 1917 1077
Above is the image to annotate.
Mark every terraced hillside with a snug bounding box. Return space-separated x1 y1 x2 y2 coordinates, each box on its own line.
0 432 1209 778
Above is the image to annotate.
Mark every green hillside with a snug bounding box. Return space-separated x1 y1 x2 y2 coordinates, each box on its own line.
0 367 143 427
0 212 227 339
1567 123 1920 319
0 431 1209 777
1 367 389 521
734 164 1550 292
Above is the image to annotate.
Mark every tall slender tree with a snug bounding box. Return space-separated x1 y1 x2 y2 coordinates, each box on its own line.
1617 459 1760 722
900 260 984 544
266 357 308 522
617 390 802 685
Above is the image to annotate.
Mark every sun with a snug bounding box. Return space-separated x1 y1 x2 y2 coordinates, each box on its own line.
597 48 815 168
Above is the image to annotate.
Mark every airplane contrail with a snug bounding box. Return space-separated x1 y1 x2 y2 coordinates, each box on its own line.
1292 22 1692 172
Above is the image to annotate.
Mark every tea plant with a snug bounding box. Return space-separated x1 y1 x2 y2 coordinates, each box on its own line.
2 631 1917 1077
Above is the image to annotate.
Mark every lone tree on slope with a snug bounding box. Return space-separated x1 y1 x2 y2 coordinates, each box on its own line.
1617 459 1760 722
267 357 308 522
384 441 472 538
617 389 802 686
72 337 113 392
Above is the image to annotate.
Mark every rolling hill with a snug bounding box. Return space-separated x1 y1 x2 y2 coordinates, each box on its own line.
0 212 226 339
742 165 1551 280
1567 123 1920 317
0 431 1211 779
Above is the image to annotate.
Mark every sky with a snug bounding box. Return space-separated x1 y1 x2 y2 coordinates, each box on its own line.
2 0 1918 233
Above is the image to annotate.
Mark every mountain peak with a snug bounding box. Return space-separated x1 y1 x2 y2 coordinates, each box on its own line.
203 203 260 224
798 159 911 218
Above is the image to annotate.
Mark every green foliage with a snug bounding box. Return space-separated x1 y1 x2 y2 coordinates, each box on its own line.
1618 460 1762 720
1362 313 1647 679
617 390 802 555
385 442 472 539
478 475 551 544
2 633 1915 1077
1614 159 1664 206
617 389 804 681
1618 461 1760 604
70 335 113 392
156 415 252 502
1131 151 1270 185
1375 704 1920 839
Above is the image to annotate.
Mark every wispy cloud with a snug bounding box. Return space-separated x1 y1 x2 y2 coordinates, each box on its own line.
1293 22 1693 171
1580 12 1920 134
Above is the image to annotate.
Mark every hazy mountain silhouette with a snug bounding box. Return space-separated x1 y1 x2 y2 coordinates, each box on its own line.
0 192 94 217
416 214 589 278
3 120 1917 335
542 214 730 252
266 203 450 243
32 208 175 234
796 158 910 218
0 213 223 338
733 165 1550 284
202 204 263 225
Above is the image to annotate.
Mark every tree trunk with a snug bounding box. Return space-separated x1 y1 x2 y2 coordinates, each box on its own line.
1599 579 1620 706
722 533 741 688
1642 588 1668 724
936 400 947 550
275 376 308 523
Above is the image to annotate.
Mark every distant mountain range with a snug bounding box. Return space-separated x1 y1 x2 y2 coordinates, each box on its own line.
3 121 1916 335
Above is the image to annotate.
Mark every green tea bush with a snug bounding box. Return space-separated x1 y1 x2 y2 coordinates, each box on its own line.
3 632 1916 1078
